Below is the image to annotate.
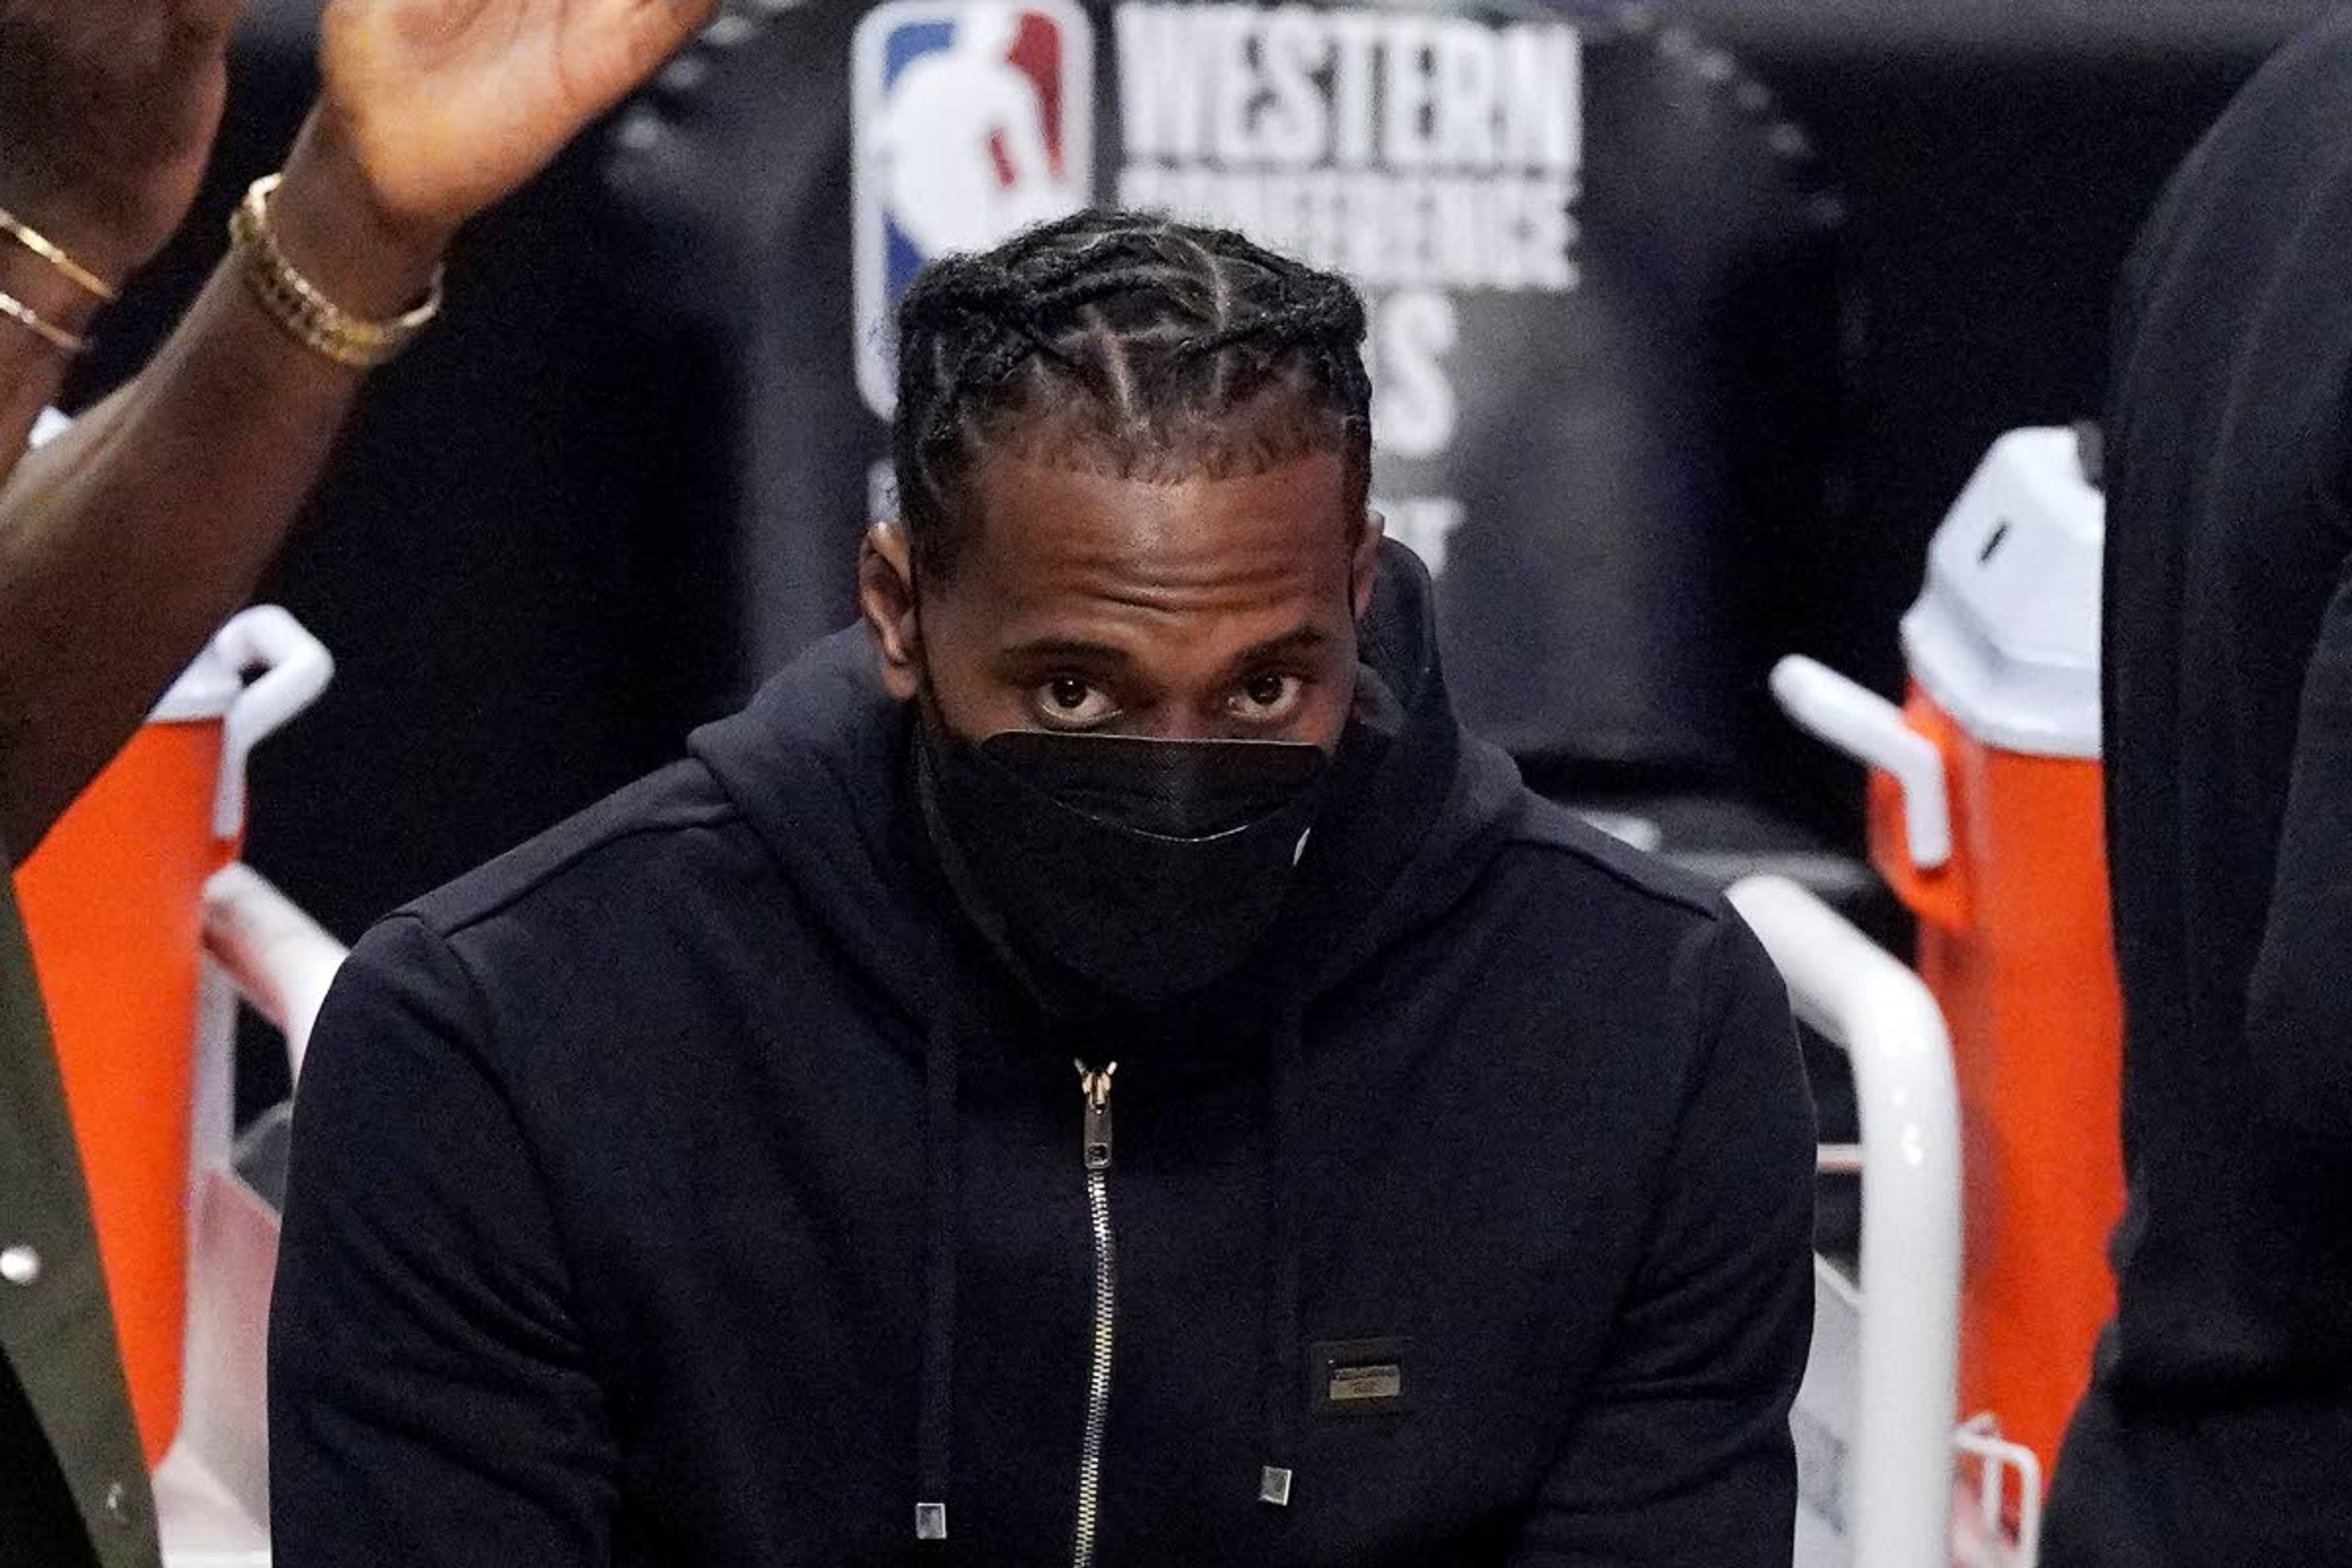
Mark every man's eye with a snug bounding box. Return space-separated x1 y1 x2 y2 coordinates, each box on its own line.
1034 676 1117 727
1229 673 1306 723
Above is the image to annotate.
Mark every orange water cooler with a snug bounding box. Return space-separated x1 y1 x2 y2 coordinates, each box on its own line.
1775 426 2121 1483
12 606 331 1463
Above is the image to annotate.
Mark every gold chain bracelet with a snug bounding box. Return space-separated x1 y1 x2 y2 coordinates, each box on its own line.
228 174 443 369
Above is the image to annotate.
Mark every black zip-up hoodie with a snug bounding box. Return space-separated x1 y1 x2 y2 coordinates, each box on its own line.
268 546 1813 1567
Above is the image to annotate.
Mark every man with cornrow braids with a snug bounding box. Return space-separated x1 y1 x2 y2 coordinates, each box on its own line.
271 211 1814 1568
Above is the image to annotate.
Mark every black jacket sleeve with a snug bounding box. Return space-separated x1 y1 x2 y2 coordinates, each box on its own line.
2247 544 2352 1157
1509 910 1816 1567
268 913 617 1566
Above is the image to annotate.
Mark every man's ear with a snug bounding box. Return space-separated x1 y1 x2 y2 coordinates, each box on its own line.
1351 510 1387 623
858 521 922 701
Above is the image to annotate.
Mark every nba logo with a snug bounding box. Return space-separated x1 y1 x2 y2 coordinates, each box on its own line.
853 1 1095 418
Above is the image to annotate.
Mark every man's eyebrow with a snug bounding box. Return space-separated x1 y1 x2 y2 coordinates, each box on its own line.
989 636 1138 675
1225 625 1332 671
988 625 1332 679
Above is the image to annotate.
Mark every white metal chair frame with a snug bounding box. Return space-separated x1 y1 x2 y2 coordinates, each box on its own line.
154 866 345 1567
1728 875 1964 1568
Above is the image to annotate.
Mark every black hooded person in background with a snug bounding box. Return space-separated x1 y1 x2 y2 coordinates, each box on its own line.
2045 12 2352 1564
268 214 1815 1567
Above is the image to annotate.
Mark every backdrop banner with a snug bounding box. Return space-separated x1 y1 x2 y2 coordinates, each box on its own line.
607 0 1847 772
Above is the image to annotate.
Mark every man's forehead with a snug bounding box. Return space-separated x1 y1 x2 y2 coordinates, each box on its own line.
961 449 1355 606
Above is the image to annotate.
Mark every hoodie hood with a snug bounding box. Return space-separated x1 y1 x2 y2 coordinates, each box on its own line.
688 537 1526 1027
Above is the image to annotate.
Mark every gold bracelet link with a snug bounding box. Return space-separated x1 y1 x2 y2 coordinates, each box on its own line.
227 174 443 369
0 206 118 304
0 288 88 355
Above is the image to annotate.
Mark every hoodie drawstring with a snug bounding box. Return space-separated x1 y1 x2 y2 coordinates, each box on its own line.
914 986 1313 1539
1257 994 1311 1513
916 1011 960 1544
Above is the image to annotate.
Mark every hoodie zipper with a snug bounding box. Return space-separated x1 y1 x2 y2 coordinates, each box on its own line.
1073 1061 1118 1568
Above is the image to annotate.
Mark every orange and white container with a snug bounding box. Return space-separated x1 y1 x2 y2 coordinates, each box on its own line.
12 606 330 1463
1775 426 2121 1483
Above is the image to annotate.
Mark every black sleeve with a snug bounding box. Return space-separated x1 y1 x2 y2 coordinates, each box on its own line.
268 914 617 1566
1510 911 1816 1567
2247 546 2352 1156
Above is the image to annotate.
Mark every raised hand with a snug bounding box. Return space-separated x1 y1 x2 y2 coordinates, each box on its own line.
0 0 245 289
315 0 720 247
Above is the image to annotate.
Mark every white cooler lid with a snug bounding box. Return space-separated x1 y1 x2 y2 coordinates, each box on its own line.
1899 426 2105 760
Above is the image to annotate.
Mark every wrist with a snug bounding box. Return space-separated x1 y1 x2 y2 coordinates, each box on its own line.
0 181 142 298
0 242 101 352
271 113 453 320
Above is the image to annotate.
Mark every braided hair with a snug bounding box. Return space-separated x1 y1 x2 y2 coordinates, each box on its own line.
892 209 1373 581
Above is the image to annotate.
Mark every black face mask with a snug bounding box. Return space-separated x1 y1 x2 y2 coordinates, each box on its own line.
918 723 1333 1010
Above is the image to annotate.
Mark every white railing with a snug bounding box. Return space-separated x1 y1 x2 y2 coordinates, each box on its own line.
199 864 345 1079
1729 875 1963 1568
156 867 347 1568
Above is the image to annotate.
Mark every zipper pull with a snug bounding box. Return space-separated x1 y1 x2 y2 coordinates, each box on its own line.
1075 1060 1117 1171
